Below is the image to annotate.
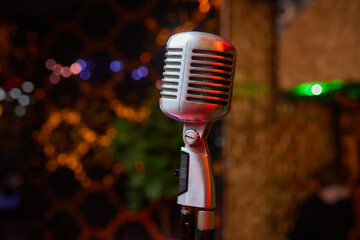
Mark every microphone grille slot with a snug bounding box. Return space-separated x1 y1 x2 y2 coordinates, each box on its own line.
187 48 235 106
161 48 183 99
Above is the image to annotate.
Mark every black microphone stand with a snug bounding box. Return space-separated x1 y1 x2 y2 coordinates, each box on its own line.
180 206 195 240
180 207 215 240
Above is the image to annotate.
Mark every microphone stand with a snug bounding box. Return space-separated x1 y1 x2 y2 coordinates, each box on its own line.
177 122 215 240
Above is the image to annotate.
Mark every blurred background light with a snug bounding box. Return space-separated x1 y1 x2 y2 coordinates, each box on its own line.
80 69 91 80
9 88 21 99
14 105 26 117
49 73 61 84
137 66 148 78
215 136 226 148
0 0 227 238
22 81 35 93
5 93 13 102
0 88 6 101
109 60 124 72
140 52 151 63
311 84 323 95
76 59 87 69
60 66 72 78
86 59 95 70
292 79 344 96
131 69 141 80
52 64 62 75
155 79 162 90
45 58 56 70
18 95 30 106
70 63 82 75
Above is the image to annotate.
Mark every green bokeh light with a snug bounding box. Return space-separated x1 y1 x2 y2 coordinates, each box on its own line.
311 84 323 95
292 79 344 97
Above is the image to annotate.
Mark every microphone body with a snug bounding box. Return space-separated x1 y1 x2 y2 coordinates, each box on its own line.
159 32 236 233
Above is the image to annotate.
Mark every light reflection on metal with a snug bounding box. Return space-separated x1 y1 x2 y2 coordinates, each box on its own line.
160 32 236 209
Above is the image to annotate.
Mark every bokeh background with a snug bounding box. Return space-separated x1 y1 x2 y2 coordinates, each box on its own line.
0 0 360 240
0 0 223 239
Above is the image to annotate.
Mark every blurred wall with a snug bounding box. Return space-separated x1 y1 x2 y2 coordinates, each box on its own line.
220 0 357 239
278 0 360 90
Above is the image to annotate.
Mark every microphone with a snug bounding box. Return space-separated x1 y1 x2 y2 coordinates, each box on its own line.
159 31 236 239
160 31 236 123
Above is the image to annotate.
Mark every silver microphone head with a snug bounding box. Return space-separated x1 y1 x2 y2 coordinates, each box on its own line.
159 31 236 123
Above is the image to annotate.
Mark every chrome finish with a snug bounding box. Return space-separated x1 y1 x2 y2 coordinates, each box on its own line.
159 31 236 217
197 210 215 230
160 31 236 123
183 130 199 145
177 122 215 209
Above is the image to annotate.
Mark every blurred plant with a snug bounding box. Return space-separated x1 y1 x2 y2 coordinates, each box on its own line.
112 103 183 210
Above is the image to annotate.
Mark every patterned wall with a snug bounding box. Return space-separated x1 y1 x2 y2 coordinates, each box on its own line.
0 0 222 239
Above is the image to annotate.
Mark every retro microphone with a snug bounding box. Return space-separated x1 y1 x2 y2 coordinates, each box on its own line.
159 32 236 240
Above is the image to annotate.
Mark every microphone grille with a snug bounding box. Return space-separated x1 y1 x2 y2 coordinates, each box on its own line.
160 47 183 100
186 49 235 107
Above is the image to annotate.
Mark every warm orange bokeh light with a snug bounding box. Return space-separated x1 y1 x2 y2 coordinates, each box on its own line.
145 17 157 30
34 88 46 100
112 163 124 175
103 174 114 186
46 160 58 172
134 160 145 172
199 1 210 13
140 52 151 63
44 144 56 157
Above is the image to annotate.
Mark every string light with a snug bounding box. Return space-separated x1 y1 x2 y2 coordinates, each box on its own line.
155 79 162 90
145 17 157 30
134 160 145 172
60 66 72 78
22 81 34 93
14 105 26 117
140 52 151 63
34 88 46 100
35 101 151 187
109 98 151 122
131 66 148 80
36 108 123 187
18 95 30 106
76 59 87 69
33 0 219 191
0 88 6 101
102 174 114 186
45 59 56 70
9 88 21 99
49 73 61 84
109 60 124 72
199 0 211 13
131 69 141 80
46 58 90 83
137 66 148 78
80 69 91 80
52 64 62 75
5 93 13 102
